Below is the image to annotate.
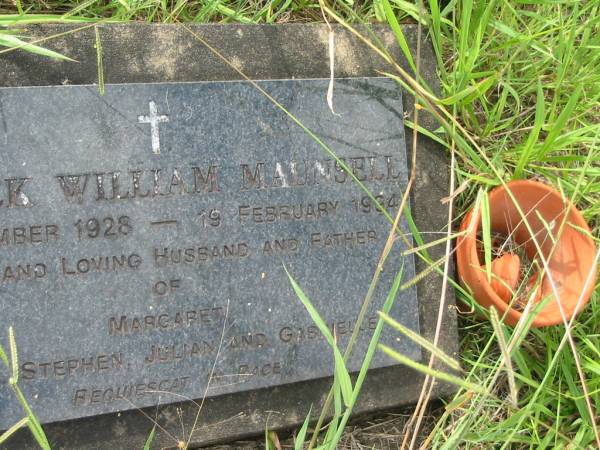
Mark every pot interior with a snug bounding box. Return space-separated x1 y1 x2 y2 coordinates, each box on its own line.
482 183 596 322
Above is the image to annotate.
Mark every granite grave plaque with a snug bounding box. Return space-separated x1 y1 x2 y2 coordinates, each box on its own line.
0 24 458 449
0 77 419 427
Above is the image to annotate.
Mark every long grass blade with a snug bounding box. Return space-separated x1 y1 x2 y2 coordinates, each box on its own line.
379 0 417 73
0 417 28 444
379 312 461 371
480 190 492 282
143 426 156 450
513 80 545 179
379 345 486 395
294 407 312 450
0 34 74 61
285 268 353 407
325 264 406 449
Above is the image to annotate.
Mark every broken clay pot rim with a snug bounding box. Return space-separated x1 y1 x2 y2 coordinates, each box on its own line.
456 179 597 327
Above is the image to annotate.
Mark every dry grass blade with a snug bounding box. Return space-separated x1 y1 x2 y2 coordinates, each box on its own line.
318 0 337 116
489 307 518 408
185 299 231 447
400 255 446 290
402 230 466 256
8 326 18 385
94 25 104 96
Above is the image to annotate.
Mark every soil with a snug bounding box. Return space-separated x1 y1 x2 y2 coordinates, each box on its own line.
202 404 443 449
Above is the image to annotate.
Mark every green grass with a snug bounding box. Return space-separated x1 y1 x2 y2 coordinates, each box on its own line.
1 1 600 449
0 328 50 449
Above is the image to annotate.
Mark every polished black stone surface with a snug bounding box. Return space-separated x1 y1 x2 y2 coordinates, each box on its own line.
0 78 418 428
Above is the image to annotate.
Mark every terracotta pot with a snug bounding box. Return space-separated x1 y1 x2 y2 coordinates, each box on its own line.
484 253 521 303
456 180 597 327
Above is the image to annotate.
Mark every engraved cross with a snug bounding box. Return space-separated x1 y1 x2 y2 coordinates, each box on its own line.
138 101 169 155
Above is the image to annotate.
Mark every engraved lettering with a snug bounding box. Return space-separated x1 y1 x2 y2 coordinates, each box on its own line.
240 162 266 190
351 157 367 181
61 253 142 276
368 156 385 180
1 262 46 285
0 225 58 246
262 238 299 254
144 341 215 365
272 162 288 187
95 173 107 200
21 353 124 381
334 159 348 183
313 159 331 184
5 177 33 207
153 244 249 267
238 362 282 378
168 168 187 195
56 174 89 203
227 333 267 350
130 170 150 198
386 155 402 180
290 161 306 186
310 229 377 249
57 167 221 204
192 166 219 193
72 376 191 407
111 171 129 199
108 307 224 336
238 201 338 224
279 316 378 344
